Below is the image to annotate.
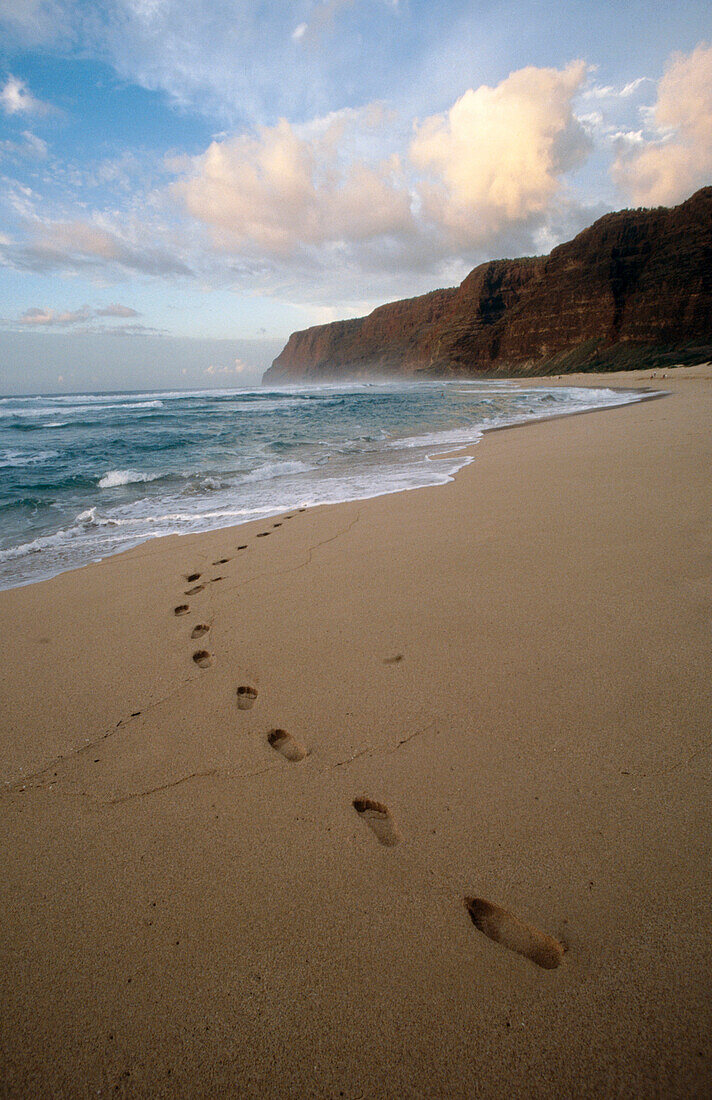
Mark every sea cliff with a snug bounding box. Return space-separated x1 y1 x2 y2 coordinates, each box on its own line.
265 187 712 381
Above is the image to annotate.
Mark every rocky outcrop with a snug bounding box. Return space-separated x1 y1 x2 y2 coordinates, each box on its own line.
264 187 712 382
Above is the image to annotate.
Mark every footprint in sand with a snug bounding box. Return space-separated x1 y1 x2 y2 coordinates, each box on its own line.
174 604 189 616
236 685 258 710
272 522 282 528
353 798 401 846
383 653 403 664
192 650 212 669
185 584 205 595
213 558 231 565
210 576 223 583
191 624 209 639
237 544 247 550
256 532 270 538
267 728 307 762
464 897 564 970
185 572 201 582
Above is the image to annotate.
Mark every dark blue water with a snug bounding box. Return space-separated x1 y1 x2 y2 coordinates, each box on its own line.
0 380 642 590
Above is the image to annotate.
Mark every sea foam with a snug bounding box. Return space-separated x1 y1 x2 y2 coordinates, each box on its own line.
98 469 162 488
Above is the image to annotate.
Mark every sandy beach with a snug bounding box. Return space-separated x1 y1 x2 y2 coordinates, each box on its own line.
1 364 711 1098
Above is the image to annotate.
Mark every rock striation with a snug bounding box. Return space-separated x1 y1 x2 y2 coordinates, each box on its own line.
264 187 712 382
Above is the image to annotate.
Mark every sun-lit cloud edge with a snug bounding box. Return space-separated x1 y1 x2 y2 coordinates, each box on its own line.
611 41 712 206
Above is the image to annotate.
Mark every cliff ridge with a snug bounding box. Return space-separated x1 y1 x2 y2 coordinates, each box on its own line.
265 187 712 381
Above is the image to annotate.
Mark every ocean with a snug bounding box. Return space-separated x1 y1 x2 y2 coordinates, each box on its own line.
0 380 644 591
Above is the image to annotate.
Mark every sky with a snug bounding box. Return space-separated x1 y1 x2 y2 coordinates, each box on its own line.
0 0 710 393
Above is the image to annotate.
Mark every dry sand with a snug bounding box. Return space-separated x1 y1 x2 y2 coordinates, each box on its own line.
1 364 711 1098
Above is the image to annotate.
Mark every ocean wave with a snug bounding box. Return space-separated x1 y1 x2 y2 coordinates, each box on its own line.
30 393 170 405
233 397 310 414
0 526 85 560
98 469 163 488
388 426 484 451
107 400 164 410
0 448 59 468
0 494 48 510
239 459 314 483
0 399 164 420
0 406 67 419
0 526 140 562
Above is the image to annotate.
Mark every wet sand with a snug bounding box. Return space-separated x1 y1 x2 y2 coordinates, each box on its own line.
1 364 711 1098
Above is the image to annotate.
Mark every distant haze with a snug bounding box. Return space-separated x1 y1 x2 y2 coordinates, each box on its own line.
0 333 284 394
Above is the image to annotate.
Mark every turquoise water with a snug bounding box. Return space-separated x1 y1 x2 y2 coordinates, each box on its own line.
0 379 643 590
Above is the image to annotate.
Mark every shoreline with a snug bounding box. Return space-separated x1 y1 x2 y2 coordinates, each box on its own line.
1 362 711 1097
0 374 655 596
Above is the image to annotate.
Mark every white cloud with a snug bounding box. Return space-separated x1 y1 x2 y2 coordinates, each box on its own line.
21 130 48 156
17 302 141 326
582 76 653 102
20 305 93 326
0 0 72 46
612 42 712 206
409 61 589 244
4 219 193 277
0 39 617 308
0 129 48 160
0 74 51 115
173 115 412 257
205 359 246 376
620 77 651 98
0 0 405 127
171 61 596 272
90 322 163 336
96 303 140 318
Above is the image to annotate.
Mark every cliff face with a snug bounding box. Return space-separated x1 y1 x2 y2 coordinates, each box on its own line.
264 187 712 382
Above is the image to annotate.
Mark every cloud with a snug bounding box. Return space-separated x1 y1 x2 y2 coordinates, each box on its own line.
95 303 140 318
0 74 51 115
582 75 654 101
173 115 412 257
620 77 652 98
0 0 405 127
612 42 712 206
90 322 163 336
410 61 590 245
163 61 604 302
17 302 141 327
20 305 93 326
205 358 247 376
4 220 193 277
0 0 73 47
173 62 593 261
0 130 48 159
21 130 48 156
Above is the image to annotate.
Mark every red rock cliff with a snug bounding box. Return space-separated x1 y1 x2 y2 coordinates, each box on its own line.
264 187 712 382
